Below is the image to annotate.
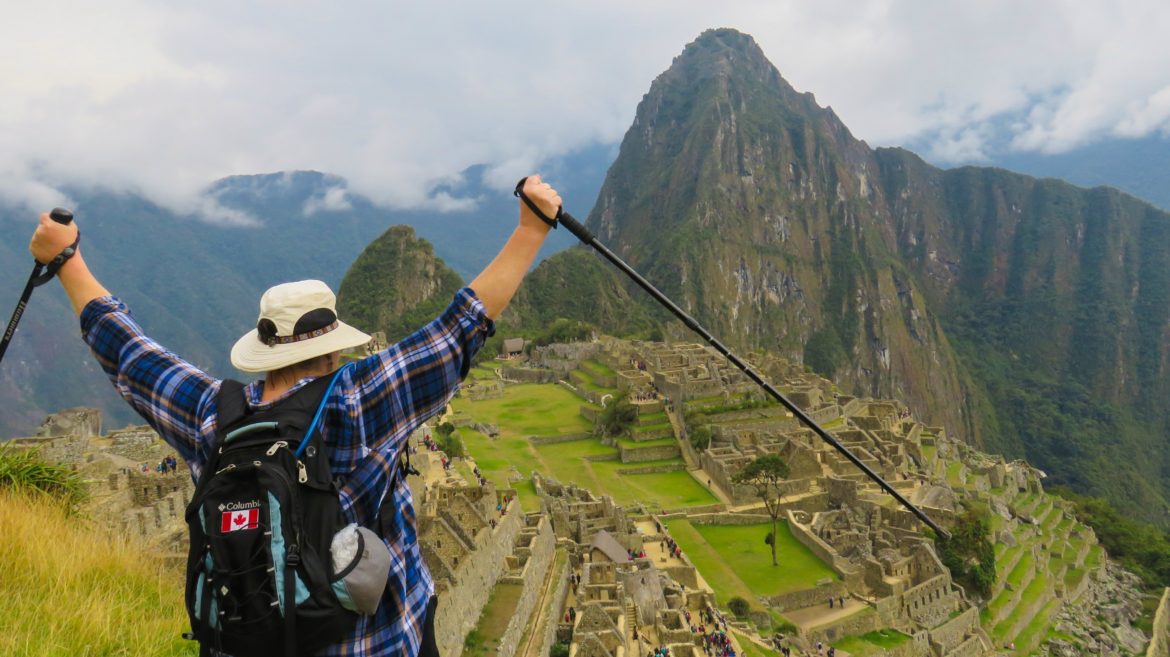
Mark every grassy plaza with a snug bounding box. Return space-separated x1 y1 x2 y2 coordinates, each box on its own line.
663 518 839 601
449 371 717 511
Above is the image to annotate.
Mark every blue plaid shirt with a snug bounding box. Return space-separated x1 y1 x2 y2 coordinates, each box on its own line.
81 287 494 657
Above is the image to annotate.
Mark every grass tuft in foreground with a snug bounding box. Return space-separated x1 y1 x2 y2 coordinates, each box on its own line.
0 491 192 656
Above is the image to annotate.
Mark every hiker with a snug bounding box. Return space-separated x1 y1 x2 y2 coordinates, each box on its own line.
28 175 562 657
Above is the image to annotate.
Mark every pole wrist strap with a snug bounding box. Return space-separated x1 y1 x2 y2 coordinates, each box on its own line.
513 177 560 229
32 232 81 287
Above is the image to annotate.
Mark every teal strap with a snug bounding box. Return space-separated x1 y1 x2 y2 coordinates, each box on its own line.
224 422 280 444
294 364 351 458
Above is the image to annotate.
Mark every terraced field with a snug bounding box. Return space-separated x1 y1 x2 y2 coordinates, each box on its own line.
980 491 1101 655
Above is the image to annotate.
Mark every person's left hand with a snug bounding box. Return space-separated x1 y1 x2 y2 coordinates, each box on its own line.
29 212 78 264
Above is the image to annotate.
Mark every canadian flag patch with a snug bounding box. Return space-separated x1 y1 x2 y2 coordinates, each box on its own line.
221 508 260 533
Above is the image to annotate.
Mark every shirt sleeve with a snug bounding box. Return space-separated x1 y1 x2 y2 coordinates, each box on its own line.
80 296 220 466
346 287 494 458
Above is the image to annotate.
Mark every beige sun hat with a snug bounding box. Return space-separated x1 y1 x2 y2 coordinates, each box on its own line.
230 280 372 373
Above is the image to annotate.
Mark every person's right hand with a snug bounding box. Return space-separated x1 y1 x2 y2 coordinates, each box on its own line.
518 174 562 232
29 212 78 264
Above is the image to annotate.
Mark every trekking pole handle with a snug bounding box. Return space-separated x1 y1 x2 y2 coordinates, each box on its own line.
49 208 73 225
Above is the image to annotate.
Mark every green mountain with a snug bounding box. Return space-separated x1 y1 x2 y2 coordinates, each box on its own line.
564 28 1170 524
499 247 661 340
336 225 464 342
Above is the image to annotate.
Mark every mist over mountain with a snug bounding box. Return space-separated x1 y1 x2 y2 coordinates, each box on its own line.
0 145 612 437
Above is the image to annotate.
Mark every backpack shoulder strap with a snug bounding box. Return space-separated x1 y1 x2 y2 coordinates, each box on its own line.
215 379 250 438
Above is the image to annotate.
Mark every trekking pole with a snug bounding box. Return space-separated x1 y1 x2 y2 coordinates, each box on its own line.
514 180 949 538
0 208 76 367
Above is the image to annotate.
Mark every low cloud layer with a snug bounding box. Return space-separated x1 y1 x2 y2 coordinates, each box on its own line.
2 1 1168 218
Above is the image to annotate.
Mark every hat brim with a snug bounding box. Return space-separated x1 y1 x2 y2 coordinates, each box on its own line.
230 321 372 373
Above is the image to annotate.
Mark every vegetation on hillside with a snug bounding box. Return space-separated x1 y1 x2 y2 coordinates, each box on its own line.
1052 486 1170 590
337 225 465 342
931 504 996 598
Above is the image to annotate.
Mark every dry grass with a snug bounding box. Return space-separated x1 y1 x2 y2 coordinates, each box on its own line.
0 491 193 656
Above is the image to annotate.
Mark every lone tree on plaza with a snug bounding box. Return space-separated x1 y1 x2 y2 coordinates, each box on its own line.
732 453 791 566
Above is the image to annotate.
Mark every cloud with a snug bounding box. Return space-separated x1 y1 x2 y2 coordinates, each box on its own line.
1 0 1168 214
303 186 353 216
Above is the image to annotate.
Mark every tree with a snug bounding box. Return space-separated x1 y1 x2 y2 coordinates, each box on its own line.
732 453 791 566
932 504 996 598
595 393 638 438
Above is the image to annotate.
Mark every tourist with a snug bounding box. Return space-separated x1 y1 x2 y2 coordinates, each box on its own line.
827 596 834 609
28 176 564 657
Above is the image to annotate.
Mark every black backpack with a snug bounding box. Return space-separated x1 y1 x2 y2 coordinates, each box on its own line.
184 368 357 657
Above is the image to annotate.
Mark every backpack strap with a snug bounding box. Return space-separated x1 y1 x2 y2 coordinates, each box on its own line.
214 380 250 437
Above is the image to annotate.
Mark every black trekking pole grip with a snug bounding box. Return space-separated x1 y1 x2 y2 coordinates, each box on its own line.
49 208 73 225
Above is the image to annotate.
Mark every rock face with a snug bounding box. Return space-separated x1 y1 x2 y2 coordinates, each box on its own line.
336 225 465 342
1043 564 1149 657
572 27 1170 524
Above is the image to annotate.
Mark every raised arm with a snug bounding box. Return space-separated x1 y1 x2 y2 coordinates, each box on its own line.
468 174 560 318
28 211 217 469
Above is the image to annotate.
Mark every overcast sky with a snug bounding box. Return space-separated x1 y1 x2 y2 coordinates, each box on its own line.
2 0 1169 218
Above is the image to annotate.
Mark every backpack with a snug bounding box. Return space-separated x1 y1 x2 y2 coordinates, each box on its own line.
184 367 362 657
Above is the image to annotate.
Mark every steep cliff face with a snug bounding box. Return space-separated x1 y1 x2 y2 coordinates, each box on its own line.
336 225 465 342
575 28 1170 523
586 28 971 440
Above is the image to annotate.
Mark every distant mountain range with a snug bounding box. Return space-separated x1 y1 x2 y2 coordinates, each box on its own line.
0 146 612 437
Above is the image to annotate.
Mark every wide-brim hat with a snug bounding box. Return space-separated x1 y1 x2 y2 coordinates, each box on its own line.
231 280 371 373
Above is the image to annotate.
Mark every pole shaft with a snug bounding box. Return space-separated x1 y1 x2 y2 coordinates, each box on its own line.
0 264 44 365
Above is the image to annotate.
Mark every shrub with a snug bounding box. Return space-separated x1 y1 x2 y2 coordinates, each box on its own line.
728 596 751 618
550 642 570 657
0 443 86 509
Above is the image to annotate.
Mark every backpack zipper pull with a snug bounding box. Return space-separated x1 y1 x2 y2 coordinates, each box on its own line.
266 440 289 456
297 460 308 484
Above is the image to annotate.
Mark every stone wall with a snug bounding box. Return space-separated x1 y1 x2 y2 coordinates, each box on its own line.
927 606 978 653
496 516 557 657
786 513 859 578
766 582 850 613
806 608 881 645
531 433 593 446
620 444 681 463
10 434 89 466
618 463 686 475
536 552 572 657
127 470 192 506
500 366 560 384
689 513 771 526
1148 588 1170 657
434 501 524 657
36 407 101 438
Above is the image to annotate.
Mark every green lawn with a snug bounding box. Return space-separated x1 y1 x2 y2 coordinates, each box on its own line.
664 518 838 603
832 629 911 655
452 382 714 511
579 359 616 378
452 383 593 437
463 582 524 657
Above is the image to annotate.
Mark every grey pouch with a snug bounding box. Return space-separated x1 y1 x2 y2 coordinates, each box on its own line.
331 524 392 615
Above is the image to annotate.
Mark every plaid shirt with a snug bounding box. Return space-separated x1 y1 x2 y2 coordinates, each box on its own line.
81 288 494 657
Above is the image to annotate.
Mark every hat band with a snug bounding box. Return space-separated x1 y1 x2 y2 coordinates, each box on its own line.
260 320 340 347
